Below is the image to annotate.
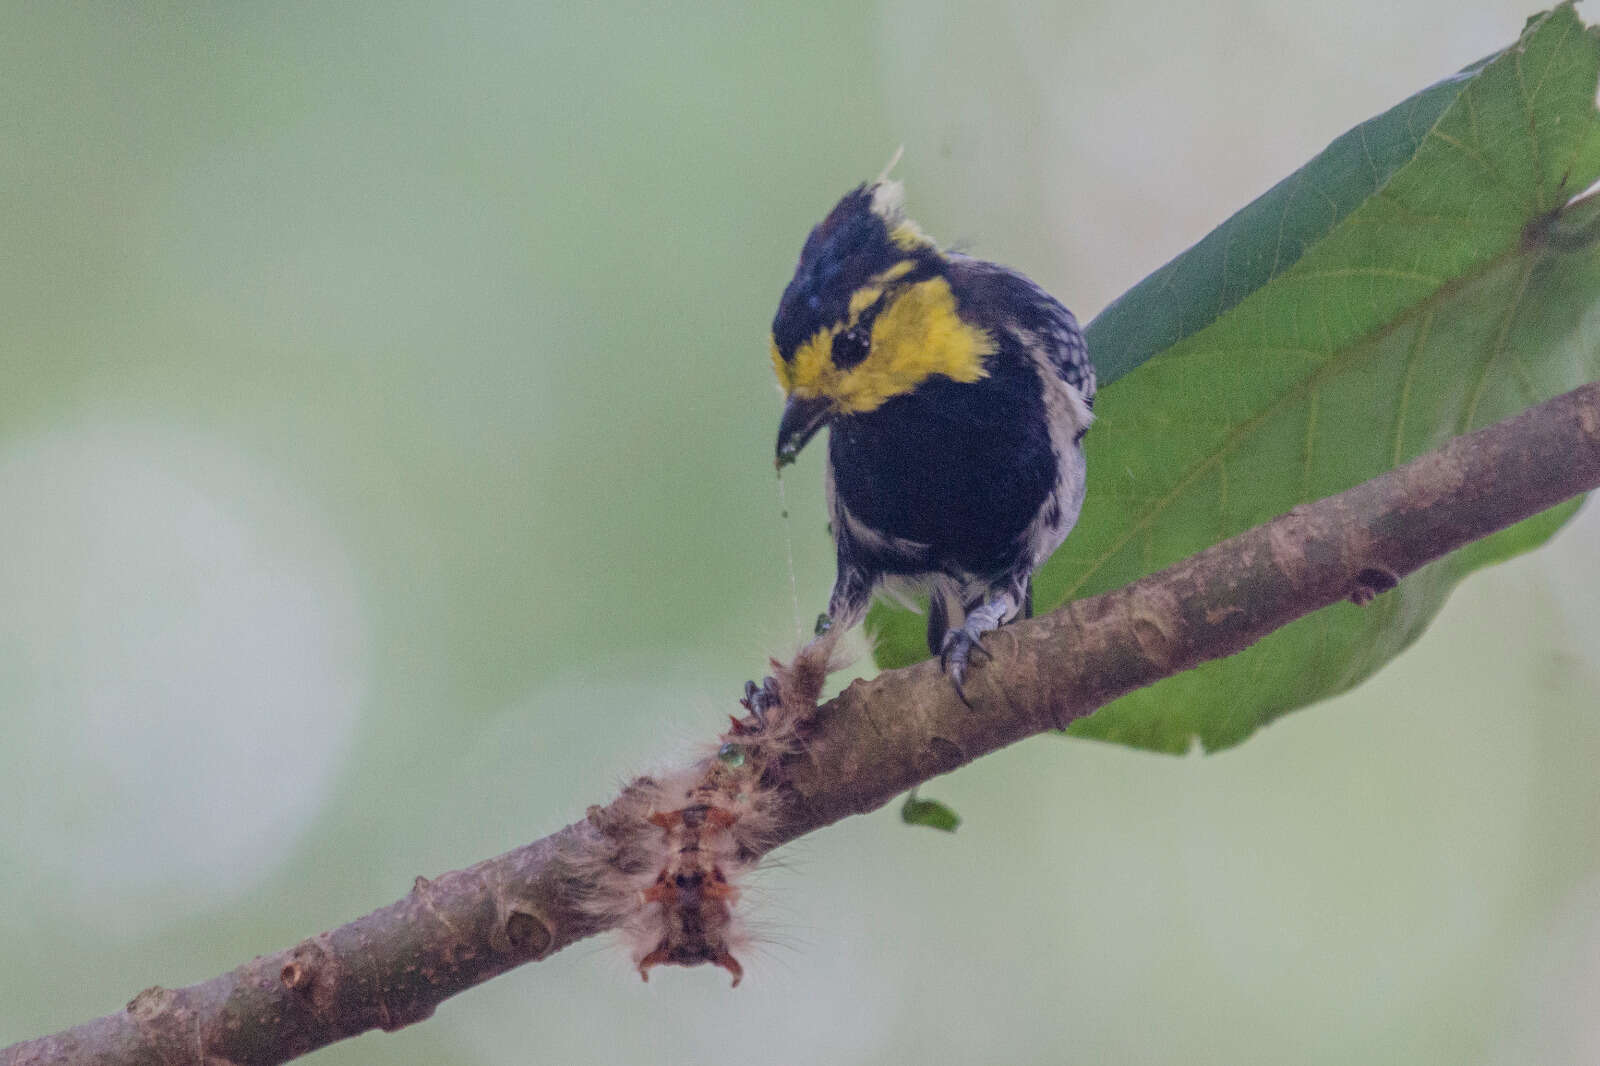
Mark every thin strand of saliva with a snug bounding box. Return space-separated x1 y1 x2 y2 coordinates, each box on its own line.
775 470 804 642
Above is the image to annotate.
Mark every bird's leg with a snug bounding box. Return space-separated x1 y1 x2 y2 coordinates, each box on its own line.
925 585 952 657
740 567 870 726
940 586 1022 703
817 565 872 640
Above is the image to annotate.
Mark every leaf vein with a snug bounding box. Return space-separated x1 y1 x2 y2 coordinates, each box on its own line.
1461 254 1537 431
1391 308 1435 467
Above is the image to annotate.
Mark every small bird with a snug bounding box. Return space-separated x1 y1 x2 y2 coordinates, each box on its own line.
769 178 1096 696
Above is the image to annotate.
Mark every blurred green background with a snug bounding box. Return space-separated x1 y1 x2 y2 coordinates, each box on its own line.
3 3 1598 1064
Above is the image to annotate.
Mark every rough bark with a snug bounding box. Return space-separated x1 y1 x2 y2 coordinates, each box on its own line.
7 380 1599 1066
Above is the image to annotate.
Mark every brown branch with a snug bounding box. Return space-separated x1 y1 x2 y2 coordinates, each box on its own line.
8 380 1600 1066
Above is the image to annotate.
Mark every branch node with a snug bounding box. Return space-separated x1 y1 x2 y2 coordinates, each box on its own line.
125 985 175 1019
504 907 554 957
280 935 339 1019
489 889 554 959
1349 566 1399 606
278 961 309 992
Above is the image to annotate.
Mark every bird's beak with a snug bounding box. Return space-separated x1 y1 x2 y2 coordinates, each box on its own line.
776 395 831 468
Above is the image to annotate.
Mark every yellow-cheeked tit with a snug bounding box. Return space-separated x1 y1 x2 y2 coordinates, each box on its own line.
771 180 1096 693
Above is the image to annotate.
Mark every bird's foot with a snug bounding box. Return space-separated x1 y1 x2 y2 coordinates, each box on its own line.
939 624 994 707
739 675 782 726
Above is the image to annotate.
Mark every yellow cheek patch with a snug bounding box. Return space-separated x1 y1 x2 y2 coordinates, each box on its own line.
783 327 840 400
771 273 991 412
839 276 991 412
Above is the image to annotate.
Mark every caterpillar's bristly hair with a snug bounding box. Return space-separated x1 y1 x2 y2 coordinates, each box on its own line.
574 634 841 987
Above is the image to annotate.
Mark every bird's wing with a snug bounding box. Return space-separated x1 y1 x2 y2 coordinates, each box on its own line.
946 255 1096 405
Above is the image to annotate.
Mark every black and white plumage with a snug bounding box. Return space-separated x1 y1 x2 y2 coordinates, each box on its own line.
769 180 1095 692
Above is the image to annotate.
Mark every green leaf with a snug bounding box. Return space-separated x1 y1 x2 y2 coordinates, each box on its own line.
901 790 961 832
869 4 1600 752
1089 53 1489 388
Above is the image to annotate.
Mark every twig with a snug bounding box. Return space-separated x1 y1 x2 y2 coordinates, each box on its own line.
7 380 1599 1066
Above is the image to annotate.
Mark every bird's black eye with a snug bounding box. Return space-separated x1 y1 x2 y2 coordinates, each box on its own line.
832 325 871 369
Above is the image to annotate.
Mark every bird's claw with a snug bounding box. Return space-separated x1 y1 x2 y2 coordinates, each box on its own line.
739 675 782 724
939 628 991 707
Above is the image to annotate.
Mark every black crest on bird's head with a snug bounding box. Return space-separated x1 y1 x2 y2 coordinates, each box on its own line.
771 182 937 362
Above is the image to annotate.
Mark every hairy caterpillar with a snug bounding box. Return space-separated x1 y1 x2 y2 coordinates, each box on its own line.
577 635 838 986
